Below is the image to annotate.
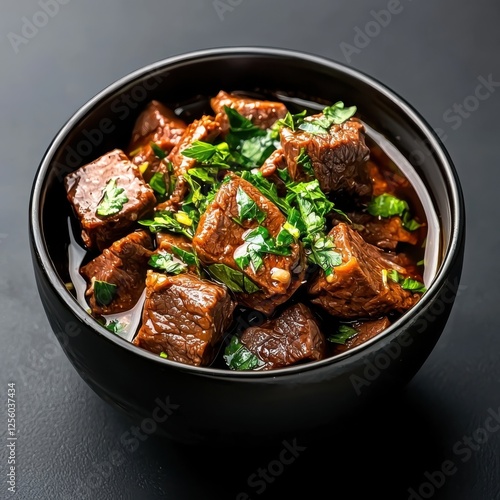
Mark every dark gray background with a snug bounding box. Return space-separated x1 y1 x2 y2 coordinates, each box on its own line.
1 1 499 499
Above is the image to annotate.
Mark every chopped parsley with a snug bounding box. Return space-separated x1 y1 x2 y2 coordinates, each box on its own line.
223 336 263 370
149 252 187 275
328 325 358 344
139 210 194 239
105 319 125 334
388 269 427 293
150 142 167 160
94 280 117 306
297 148 314 177
206 263 260 294
298 101 357 135
96 178 128 217
367 193 421 231
181 141 232 168
234 187 266 225
149 172 167 196
234 226 292 273
276 110 307 131
159 352 168 359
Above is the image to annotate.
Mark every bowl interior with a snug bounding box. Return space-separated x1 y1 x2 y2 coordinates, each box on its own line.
31 47 462 375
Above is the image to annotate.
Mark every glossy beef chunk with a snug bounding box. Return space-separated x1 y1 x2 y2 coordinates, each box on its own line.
210 90 288 134
158 115 221 208
332 212 419 250
280 118 371 198
240 303 326 370
128 100 187 182
133 272 235 366
308 223 420 319
333 317 391 355
64 149 157 250
80 230 153 315
192 174 305 315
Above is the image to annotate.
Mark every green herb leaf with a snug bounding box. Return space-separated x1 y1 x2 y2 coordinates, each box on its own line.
297 148 314 177
328 325 358 344
206 264 260 294
224 106 263 136
160 351 168 359
235 226 292 273
149 172 167 196
181 141 231 167
96 178 128 217
298 101 356 135
402 211 422 231
149 252 187 275
139 210 194 239
94 280 117 306
150 142 167 159
276 110 307 132
388 269 427 293
305 234 342 276
235 187 266 225
223 336 263 370
367 193 409 218
170 246 199 268
105 319 125 334
240 171 291 214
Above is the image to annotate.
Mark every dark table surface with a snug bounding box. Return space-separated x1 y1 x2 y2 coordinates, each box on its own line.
1 1 499 499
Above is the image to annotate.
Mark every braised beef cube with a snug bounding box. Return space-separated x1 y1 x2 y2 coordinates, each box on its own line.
158 115 221 209
128 100 187 182
156 232 193 252
192 173 305 316
308 223 420 319
64 149 157 250
239 303 326 370
280 118 371 197
211 90 288 134
80 230 153 315
332 212 419 250
333 317 391 354
133 272 235 366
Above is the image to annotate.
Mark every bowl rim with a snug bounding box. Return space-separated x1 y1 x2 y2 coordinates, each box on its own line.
29 45 465 379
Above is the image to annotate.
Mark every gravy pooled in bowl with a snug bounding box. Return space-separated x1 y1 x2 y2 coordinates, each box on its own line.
64 90 432 370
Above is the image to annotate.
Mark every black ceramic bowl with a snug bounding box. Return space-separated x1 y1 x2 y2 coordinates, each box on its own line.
29 47 465 447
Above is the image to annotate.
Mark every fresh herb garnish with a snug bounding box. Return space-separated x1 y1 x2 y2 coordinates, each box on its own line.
240 171 291 214
328 325 358 344
234 187 266 225
224 106 279 168
234 226 292 273
170 246 199 268
149 252 187 275
206 264 260 294
276 110 307 131
94 280 117 306
298 101 357 135
297 148 314 177
96 178 128 217
159 351 168 359
181 141 232 167
306 235 342 278
367 193 421 231
149 172 167 196
223 336 263 370
139 210 194 238
388 270 427 293
150 142 167 160
105 319 125 334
